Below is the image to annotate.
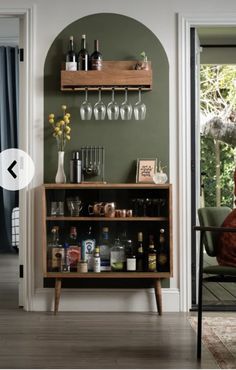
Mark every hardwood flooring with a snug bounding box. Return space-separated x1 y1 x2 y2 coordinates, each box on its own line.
0 253 217 369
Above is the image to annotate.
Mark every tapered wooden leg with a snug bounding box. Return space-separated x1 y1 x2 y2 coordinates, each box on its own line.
54 278 61 314
154 278 162 315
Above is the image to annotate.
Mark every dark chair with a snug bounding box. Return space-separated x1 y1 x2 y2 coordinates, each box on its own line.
195 206 236 358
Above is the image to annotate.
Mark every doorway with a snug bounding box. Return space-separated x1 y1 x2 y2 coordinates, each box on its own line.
0 17 20 308
191 26 236 309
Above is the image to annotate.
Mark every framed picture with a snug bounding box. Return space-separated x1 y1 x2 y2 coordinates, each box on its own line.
136 158 157 183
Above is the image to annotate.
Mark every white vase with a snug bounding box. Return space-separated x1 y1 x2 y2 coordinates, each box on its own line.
55 151 66 183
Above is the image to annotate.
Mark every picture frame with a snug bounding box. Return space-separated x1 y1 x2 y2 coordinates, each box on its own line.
136 158 157 183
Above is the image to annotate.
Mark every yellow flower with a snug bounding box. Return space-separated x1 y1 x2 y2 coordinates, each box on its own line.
49 118 54 124
54 127 60 133
59 120 65 126
65 126 71 133
65 113 71 118
61 105 67 110
57 130 62 136
48 113 55 119
66 135 71 140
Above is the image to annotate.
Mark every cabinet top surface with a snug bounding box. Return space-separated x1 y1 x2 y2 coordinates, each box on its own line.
42 183 172 189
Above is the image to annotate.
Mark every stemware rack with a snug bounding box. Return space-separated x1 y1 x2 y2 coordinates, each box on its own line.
61 61 152 91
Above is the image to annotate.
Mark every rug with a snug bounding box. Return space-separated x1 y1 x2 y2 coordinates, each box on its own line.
189 316 236 369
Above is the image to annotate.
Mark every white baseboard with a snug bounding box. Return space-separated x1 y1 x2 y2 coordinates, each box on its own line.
31 288 180 312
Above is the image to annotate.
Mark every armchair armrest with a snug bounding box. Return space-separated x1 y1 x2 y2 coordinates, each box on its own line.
194 226 236 232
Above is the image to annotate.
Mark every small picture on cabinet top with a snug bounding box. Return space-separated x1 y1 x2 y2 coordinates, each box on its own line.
136 158 157 183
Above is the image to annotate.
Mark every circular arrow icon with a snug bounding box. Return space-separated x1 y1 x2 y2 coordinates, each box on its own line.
0 149 35 191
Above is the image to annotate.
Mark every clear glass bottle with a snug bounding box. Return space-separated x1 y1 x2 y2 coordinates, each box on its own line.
148 235 157 272
81 226 96 271
110 238 125 272
62 243 70 272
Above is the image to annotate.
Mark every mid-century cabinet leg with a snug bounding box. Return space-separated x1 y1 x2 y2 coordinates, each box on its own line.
54 278 62 314
154 278 162 315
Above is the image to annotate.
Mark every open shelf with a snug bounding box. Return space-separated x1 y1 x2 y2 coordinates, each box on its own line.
61 61 152 91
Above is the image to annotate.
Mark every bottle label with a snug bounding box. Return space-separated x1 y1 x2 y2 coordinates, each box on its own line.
52 248 64 270
127 258 136 271
148 254 156 272
111 251 125 271
82 239 95 271
65 62 77 71
91 60 102 71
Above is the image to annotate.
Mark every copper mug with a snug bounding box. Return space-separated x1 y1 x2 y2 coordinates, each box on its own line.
88 202 104 216
103 202 116 218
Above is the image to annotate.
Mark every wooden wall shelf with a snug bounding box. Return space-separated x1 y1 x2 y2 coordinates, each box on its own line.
61 61 152 91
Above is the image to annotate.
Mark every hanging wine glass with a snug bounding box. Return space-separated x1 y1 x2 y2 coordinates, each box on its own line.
134 88 146 120
120 88 132 120
80 88 92 120
94 88 106 120
107 88 119 120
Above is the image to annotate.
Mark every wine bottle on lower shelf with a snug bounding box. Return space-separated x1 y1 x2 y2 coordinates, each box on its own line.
157 228 169 272
93 247 101 273
147 235 157 272
136 232 145 272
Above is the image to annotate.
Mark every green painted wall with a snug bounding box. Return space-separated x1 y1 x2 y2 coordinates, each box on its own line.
44 13 169 183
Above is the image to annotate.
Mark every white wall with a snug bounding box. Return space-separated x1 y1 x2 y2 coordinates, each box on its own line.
2 0 236 312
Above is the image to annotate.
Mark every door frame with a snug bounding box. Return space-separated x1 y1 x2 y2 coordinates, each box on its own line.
0 6 35 310
178 13 236 311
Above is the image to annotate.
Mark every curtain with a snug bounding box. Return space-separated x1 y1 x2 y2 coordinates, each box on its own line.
0 46 19 251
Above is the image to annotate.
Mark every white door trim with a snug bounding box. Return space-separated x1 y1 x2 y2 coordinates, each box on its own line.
0 6 35 310
178 13 236 312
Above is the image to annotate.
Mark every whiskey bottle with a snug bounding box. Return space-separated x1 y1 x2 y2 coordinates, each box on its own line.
67 226 81 271
49 226 64 272
136 232 144 271
157 228 169 272
147 235 157 272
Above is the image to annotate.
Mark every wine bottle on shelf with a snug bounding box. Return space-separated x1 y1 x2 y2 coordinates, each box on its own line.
77 34 89 71
65 35 77 71
136 232 144 272
90 39 102 71
147 234 157 272
126 240 136 272
62 243 70 272
49 226 64 272
157 228 169 272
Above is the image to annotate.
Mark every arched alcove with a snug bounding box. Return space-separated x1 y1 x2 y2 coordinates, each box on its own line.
44 13 169 184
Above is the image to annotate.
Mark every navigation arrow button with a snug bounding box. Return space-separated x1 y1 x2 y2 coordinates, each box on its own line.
7 160 17 179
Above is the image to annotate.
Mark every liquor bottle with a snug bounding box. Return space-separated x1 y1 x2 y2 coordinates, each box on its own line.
90 39 102 71
65 35 77 71
147 235 157 272
157 228 169 272
136 232 144 272
62 243 70 272
99 227 111 271
82 226 96 271
93 246 101 273
70 151 82 183
49 226 64 272
77 34 89 71
110 238 125 271
126 240 136 272
67 226 81 271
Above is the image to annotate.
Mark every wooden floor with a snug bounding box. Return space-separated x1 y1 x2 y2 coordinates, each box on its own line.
0 253 217 369
203 254 236 306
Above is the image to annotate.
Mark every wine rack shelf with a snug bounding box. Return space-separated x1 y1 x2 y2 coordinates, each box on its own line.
42 183 172 314
60 61 152 91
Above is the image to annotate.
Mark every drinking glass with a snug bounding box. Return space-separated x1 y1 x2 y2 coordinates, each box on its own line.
120 88 132 120
134 88 146 120
94 88 106 120
107 88 119 120
80 88 92 120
